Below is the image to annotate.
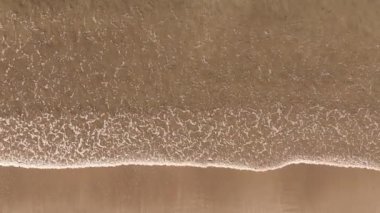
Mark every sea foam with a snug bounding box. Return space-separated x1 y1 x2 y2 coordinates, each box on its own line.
0 106 379 171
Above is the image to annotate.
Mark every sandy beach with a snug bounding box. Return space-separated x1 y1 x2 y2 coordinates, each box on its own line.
0 165 379 213
0 0 380 212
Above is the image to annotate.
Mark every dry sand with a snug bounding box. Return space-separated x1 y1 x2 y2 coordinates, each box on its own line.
0 165 380 213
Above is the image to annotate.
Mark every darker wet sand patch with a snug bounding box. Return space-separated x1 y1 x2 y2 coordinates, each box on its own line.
0 165 379 213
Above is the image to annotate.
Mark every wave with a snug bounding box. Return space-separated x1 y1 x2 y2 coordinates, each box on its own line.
0 158 379 172
0 106 379 171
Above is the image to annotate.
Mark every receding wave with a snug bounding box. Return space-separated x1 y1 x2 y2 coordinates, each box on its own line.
1 1 380 173
1 159 379 172
1 106 379 171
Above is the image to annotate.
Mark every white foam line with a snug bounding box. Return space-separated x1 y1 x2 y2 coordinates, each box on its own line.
0 159 378 172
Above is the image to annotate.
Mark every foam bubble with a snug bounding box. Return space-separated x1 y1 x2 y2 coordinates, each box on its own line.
0 106 379 171
0 159 378 172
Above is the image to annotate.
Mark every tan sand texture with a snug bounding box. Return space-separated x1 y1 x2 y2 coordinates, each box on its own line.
0 165 380 213
0 0 380 170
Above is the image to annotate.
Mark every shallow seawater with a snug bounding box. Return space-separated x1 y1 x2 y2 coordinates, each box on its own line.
0 106 379 171
0 0 380 212
0 0 379 171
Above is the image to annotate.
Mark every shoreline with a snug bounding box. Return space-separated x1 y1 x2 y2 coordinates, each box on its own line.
0 158 378 172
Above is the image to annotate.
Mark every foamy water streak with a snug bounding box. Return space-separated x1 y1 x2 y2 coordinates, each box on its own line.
1 106 379 171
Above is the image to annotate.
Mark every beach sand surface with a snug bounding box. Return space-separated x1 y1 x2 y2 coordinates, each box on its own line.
0 165 380 213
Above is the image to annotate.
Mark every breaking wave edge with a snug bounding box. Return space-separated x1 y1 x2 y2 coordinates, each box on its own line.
0 159 378 172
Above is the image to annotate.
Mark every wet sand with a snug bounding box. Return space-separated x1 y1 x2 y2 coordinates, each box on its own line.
0 165 380 213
